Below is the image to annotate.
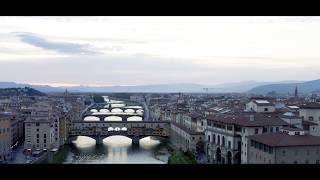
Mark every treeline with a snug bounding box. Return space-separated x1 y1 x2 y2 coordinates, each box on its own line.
92 95 104 103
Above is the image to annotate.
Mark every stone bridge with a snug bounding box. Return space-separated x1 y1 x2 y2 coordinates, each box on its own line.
82 112 144 121
70 121 170 145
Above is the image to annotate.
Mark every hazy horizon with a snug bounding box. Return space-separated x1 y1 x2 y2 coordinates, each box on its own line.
1 16 320 86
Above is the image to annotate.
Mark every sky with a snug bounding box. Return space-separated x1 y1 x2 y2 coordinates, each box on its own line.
1 16 320 87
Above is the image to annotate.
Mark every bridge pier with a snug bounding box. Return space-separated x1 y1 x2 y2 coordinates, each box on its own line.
67 136 77 144
96 136 104 145
132 137 140 146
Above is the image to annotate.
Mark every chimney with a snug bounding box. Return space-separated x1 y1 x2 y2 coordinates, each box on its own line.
249 115 254 121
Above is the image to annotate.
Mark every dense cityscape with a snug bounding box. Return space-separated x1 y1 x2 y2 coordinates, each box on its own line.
1 86 320 164
1 16 320 165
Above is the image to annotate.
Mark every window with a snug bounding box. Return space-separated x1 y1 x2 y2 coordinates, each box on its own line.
282 150 286 156
44 134 46 138
309 116 314 121
269 148 273 154
270 127 273 133
294 160 298 164
36 123 40 126
36 134 39 138
192 137 195 140
276 127 279 132
301 116 304 120
264 108 268 112
207 135 210 142
255 128 259 134
213 134 215 143
263 127 267 133
37 139 39 143
37 128 39 132
222 136 225 146
44 139 46 143
228 141 231 149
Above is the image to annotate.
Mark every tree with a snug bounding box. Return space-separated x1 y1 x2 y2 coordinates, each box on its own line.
93 95 104 103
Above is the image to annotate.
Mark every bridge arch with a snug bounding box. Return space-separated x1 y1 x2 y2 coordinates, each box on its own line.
111 108 124 113
99 109 110 113
124 109 135 113
127 116 143 121
121 127 127 131
108 127 114 131
136 109 144 114
104 116 122 121
84 116 100 121
90 109 98 113
111 103 126 108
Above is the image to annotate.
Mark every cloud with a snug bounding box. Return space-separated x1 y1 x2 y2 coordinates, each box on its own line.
14 32 102 55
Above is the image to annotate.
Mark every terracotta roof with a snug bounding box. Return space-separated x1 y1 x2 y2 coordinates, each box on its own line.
171 121 204 135
248 132 320 147
206 114 289 127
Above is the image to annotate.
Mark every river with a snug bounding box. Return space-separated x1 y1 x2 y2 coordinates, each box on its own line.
62 136 169 164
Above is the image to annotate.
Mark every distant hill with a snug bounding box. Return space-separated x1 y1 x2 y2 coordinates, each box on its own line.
0 80 312 93
248 79 320 94
0 82 64 93
0 87 46 96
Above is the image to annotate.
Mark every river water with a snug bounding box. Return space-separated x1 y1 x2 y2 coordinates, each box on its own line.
62 136 168 164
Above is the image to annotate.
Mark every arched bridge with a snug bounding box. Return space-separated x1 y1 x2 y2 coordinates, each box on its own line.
70 120 170 145
82 112 144 121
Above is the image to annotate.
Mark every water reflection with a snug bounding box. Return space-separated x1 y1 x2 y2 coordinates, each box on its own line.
64 136 165 164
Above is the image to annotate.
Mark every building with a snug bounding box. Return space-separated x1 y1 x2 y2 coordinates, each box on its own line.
170 121 204 154
205 114 289 164
0 113 12 163
299 103 320 136
24 102 59 150
246 99 275 113
248 131 320 164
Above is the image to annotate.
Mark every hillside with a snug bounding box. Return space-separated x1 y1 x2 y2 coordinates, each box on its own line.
0 87 46 96
248 79 320 94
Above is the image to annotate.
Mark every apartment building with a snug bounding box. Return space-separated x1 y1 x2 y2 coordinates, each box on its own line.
248 130 320 164
205 114 289 164
0 113 12 163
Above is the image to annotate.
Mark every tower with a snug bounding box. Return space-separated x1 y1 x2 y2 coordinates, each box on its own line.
294 86 298 98
64 89 69 102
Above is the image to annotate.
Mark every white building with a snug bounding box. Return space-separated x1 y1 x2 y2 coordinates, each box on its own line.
246 99 275 113
299 103 320 136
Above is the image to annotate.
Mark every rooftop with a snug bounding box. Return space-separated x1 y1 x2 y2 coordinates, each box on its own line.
248 132 320 147
206 114 289 127
300 102 320 109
